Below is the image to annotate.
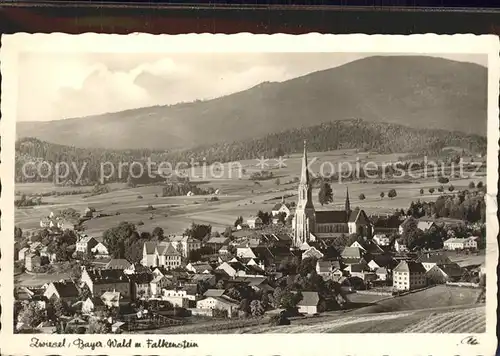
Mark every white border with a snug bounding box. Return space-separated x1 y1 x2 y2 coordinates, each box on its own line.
1 33 499 356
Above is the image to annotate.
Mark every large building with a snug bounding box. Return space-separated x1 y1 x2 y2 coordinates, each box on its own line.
292 142 371 247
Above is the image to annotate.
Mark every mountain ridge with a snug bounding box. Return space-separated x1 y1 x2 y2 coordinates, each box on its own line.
17 55 487 150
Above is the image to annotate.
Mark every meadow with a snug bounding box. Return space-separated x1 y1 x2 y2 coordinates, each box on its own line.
15 149 487 239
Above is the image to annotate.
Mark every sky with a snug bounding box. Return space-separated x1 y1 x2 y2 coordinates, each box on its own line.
16 52 487 122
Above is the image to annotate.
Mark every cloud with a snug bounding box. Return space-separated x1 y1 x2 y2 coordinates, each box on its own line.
16 52 487 122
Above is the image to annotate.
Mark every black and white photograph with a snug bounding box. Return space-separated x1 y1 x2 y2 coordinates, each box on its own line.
0 33 498 355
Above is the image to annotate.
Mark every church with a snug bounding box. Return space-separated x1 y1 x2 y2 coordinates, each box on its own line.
292 142 372 247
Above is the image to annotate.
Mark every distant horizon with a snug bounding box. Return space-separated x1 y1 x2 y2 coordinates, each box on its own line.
17 53 487 123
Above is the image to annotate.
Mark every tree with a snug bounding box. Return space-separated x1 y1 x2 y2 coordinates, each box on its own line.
318 181 333 206
87 317 111 334
298 257 317 276
276 212 287 225
380 192 385 199
184 223 212 240
437 186 444 193
388 189 397 199
18 302 45 327
52 299 67 319
358 193 366 200
429 188 435 194
250 300 265 317
234 216 243 227
275 178 281 186
152 227 164 240
257 210 272 225
280 291 303 310
438 176 449 184
103 222 137 259
14 226 23 239
469 181 476 189
477 181 484 189
420 188 424 195
448 185 455 192
223 226 233 238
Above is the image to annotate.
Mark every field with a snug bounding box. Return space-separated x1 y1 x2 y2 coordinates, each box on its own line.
15 149 486 238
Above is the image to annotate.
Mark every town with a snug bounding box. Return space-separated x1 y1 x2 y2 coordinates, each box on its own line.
13 143 487 334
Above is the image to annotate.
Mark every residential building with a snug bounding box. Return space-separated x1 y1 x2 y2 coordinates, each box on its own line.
443 237 478 251
416 252 452 271
141 241 182 269
302 247 324 260
161 289 190 308
375 267 389 281
372 234 391 247
81 297 106 314
75 236 99 254
341 247 364 262
25 253 41 272
129 273 153 300
296 291 320 315
205 237 230 252
371 215 401 236
91 242 109 258
169 235 202 258
43 281 79 304
426 263 463 284
271 198 292 219
394 239 408 253
247 216 263 229
316 260 341 278
186 262 213 274
81 268 131 299
18 247 29 261
150 275 173 297
124 262 151 275
399 218 436 235
101 291 122 308
393 261 427 291
196 296 239 317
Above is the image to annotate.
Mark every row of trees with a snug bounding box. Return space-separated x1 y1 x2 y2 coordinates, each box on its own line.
16 119 486 184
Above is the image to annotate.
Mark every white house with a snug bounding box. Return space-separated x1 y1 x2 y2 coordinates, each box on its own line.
196 296 239 317
296 291 320 315
373 234 391 246
416 252 452 271
443 237 478 251
271 200 291 218
394 239 408 253
247 216 263 229
302 247 324 260
91 242 109 258
393 261 426 291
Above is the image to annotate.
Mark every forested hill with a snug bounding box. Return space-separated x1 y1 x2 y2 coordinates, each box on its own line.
16 119 486 183
17 55 487 150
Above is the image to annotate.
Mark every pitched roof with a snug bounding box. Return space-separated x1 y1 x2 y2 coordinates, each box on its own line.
296 291 320 307
437 263 462 277
188 263 213 273
417 221 435 231
159 242 181 256
272 203 291 211
348 208 363 223
372 216 401 229
316 260 334 273
416 252 451 264
444 237 476 244
128 272 153 285
85 269 129 284
51 281 79 298
393 261 426 274
203 289 225 297
105 259 132 269
341 247 363 258
315 211 349 224
78 235 97 244
144 241 156 254
207 237 230 245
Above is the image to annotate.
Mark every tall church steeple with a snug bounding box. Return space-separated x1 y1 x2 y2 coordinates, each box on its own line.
293 140 316 247
345 186 351 215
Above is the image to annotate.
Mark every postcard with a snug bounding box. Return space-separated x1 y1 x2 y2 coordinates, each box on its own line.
0 33 498 355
